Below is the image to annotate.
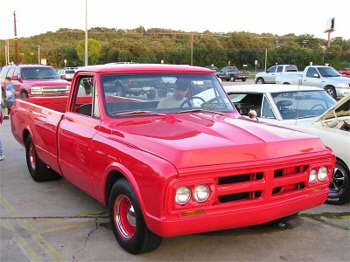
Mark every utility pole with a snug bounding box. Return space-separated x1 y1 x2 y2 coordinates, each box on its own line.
190 34 194 66
13 11 20 64
84 0 88 66
264 48 268 71
38 45 41 64
6 40 10 64
4 41 8 65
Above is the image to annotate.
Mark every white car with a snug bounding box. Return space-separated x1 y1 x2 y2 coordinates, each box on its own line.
224 84 350 204
255 64 298 84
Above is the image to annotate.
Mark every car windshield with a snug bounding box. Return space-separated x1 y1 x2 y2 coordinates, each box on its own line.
272 91 336 120
317 67 340 77
21 67 59 80
101 73 234 117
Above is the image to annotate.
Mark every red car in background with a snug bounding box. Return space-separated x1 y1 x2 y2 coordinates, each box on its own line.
0 64 70 98
339 68 350 77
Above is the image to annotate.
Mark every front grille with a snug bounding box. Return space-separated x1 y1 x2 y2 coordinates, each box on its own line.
215 164 310 204
41 86 69 94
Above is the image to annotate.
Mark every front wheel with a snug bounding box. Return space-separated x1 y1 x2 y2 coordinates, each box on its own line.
327 161 350 205
325 86 337 99
109 179 162 254
230 76 236 82
241 78 247 82
256 78 264 84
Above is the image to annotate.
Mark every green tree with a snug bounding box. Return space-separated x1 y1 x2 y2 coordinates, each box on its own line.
76 39 102 65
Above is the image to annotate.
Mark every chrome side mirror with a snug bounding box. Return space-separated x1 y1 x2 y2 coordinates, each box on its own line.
248 110 258 121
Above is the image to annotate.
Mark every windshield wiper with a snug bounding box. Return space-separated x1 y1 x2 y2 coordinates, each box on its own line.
112 111 167 117
176 109 226 116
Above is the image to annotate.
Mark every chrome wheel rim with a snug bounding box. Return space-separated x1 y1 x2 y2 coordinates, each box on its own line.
113 194 136 240
329 166 346 195
29 144 36 171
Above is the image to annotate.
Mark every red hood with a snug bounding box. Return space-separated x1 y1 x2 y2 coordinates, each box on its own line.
107 113 327 169
22 79 70 86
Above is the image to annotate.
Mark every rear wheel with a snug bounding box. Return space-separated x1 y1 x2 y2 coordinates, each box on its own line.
25 136 61 182
327 161 350 205
230 76 236 82
109 179 162 254
241 78 247 82
256 78 264 84
325 86 337 99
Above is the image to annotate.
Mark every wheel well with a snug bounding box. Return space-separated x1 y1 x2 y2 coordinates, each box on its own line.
23 129 30 145
283 82 290 85
105 170 125 205
336 157 349 172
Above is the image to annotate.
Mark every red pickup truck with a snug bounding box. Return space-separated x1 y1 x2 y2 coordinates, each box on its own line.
339 68 350 77
0 64 70 98
11 64 335 254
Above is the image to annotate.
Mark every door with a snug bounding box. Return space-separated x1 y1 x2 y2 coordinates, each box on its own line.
265 66 277 83
58 74 101 196
303 67 321 87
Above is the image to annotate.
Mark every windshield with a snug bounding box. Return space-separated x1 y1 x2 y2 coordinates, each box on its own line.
21 67 59 80
317 67 340 77
272 91 336 120
101 73 234 117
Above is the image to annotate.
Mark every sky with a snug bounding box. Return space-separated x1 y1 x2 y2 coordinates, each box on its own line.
0 0 349 40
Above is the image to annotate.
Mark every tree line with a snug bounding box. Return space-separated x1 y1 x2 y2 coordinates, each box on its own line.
0 27 349 70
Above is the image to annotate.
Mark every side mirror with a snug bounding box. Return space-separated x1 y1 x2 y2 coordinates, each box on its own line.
11 75 18 81
248 110 258 120
313 73 320 78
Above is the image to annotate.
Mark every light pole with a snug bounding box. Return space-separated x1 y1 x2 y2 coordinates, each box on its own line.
38 45 41 64
264 48 268 71
84 0 88 66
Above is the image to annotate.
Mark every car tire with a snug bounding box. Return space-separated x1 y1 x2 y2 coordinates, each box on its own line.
242 78 247 82
109 179 162 254
327 161 350 205
256 78 264 84
324 86 337 99
230 76 236 82
21 91 29 98
25 136 61 182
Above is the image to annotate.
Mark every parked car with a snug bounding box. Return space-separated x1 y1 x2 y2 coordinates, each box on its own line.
224 84 349 204
255 64 298 84
0 64 71 98
11 64 335 253
216 66 249 82
339 68 350 77
276 65 350 99
58 67 78 81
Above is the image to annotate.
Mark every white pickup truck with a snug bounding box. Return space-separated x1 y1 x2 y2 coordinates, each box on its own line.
255 64 298 84
276 65 350 99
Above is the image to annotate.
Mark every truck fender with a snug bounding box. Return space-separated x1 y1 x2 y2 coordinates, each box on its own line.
101 162 146 215
21 126 34 146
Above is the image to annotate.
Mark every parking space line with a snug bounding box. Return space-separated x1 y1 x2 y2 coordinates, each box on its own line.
0 195 65 262
34 220 96 234
1 217 44 262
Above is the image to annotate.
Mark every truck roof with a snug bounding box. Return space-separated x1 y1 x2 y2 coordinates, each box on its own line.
76 64 214 74
13 64 54 68
224 84 323 94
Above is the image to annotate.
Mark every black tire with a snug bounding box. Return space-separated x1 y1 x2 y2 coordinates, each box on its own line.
21 91 29 98
230 76 236 82
283 82 291 85
25 136 61 182
256 78 265 84
108 179 162 254
324 86 337 99
327 161 350 205
241 78 247 82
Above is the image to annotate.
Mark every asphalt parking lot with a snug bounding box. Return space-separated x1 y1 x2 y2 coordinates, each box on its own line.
0 104 349 262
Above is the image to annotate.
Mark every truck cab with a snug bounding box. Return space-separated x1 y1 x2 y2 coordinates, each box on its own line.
255 64 298 84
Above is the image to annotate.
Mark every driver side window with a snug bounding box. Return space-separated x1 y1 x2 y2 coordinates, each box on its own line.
267 66 276 73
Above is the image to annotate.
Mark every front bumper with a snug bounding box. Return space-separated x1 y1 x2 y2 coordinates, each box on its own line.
146 187 328 237
335 87 350 98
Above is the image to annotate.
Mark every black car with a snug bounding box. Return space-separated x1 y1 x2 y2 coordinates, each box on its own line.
216 66 249 82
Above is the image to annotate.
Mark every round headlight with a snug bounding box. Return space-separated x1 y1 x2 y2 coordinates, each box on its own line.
309 169 317 184
175 187 191 205
194 185 210 202
318 166 328 181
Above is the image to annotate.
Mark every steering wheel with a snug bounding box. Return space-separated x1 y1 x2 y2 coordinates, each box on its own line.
311 104 326 111
180 96 206 108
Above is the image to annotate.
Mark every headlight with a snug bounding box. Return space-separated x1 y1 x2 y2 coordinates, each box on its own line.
309 169 317 184
193 185 210 202
318 166 328 181
31 86 43 95
175 187 191 205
